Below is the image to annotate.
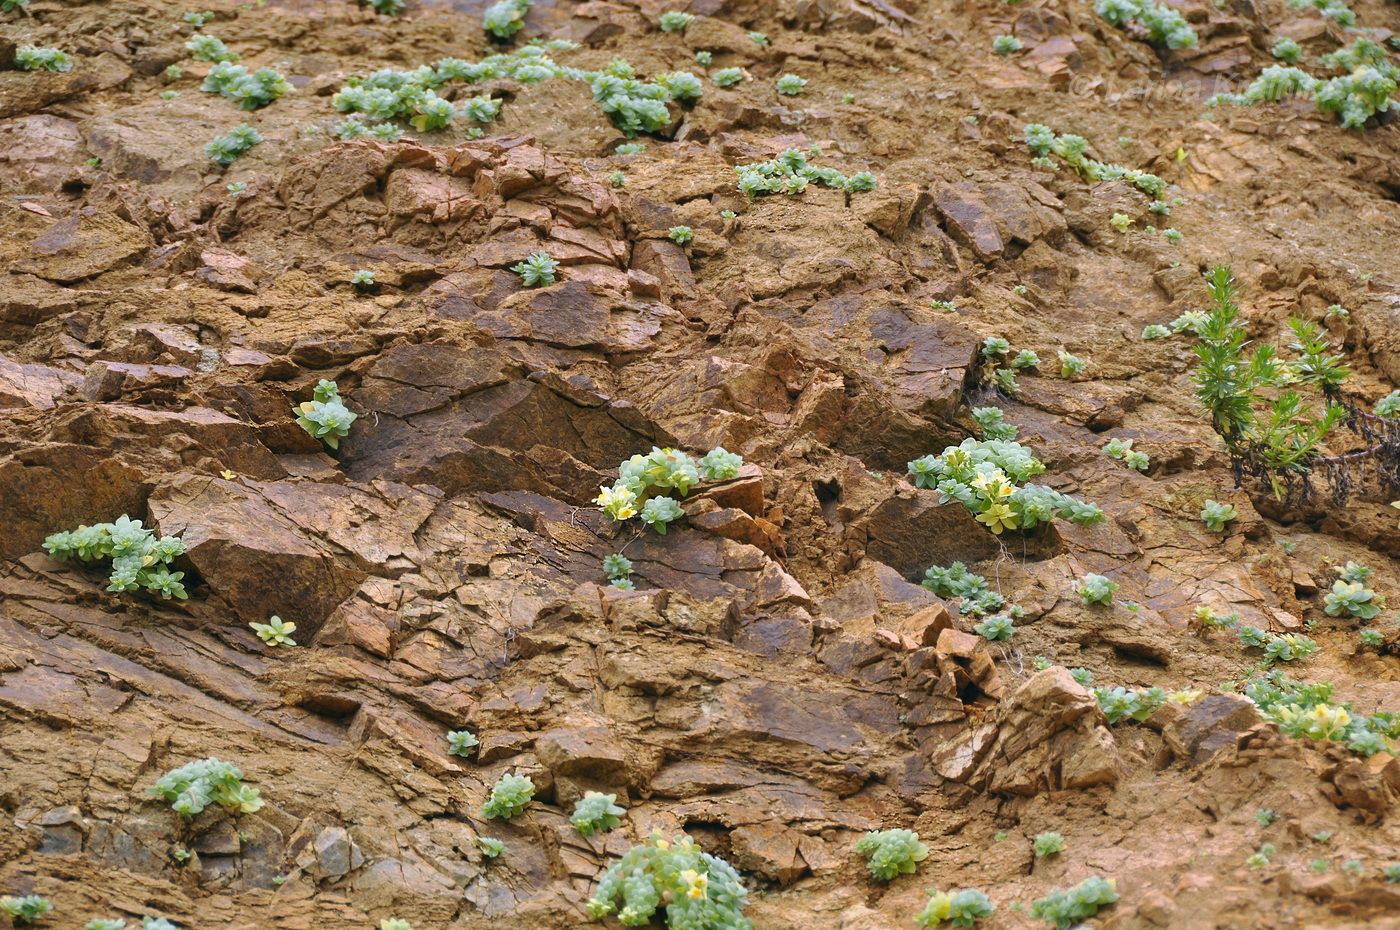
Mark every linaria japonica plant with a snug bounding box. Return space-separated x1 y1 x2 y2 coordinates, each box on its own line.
668 225 693 245
914 889 995 928
1029 876 1119 928
1075 573 1118 606
1024 124 1166 198
202 62 292 109
0 897 53 927
775 73 808 95
1034 832 1066 857
596 446 743 534
185 34 238 63
447 729 479 757
148 758 263 816
1094 0 1197 48
712 67 746 87
477 836 505 858
586 833 750 929
512 251 559 287
1104 438 1149 471
993 35 1023 54
206 124 262 167
907 438 1104 536
482 773 535 819
1057 350 1088 377
483 0 531 40
855 828 929 880
43 515 187 599
85 920 128 930
250 616 297 646
658 10 694 31
364 0 406 13
735 148 878 197
1094 685 1167 723
570 791 626 836
351 269 376 289
293 379 357 449
1201 499 1237 532
922 562 1004 615
974 614 1015 641
16 46 73 72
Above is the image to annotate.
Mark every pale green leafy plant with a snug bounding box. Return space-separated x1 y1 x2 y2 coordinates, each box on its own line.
352 270 376 288
1375 391 1400 418
206 124 262 167
482 772 535 819
447 729 479 757
993 35 1022 55
749 31 769 47
1323 579 1381 619
735 148 877 197
43 515 187 599
513 251 559 287
1272 37 1301 63
250 616 297 646
1033 832 1066 857
915 889 995 928
1200 499 1237 532
293 379 357 449
571 791 626 836
587 833 750 929
1057 350 1088 377
149 758 263 816
0 897 53 927
596 446 744 534
477 836 504 858
202 62 292 109
17 46 74 72
668 225 694 245
379 920 412 930
85 921 127 930
855 828 928 881
1104 438 1148 471
1094 0 1197 49
1023 124 1166 198
483 0 531 40
1076 573 1118 605
972 406 1016 441
185 34 237 63
364 0 406 13
1029 876 1119 928
712 67 745 87
922 562 1003 615
974 614 1015 641
1094 685 1166 723
695 51 712 66
908 439 1104 536
659 10 694 31
775 73 807 95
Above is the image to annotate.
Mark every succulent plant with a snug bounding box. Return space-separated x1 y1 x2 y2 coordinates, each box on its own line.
447 729 479 757
914 889 995 928
148 758 263 816
293 379 357 449
855 828 928 881
512 251 559 287
587 833 749 928
250 616 297 646
570 791 626 837
1075 573 1118 606
481 773 535 819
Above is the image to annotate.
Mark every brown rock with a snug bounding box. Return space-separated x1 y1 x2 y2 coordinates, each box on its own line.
148 476 366 631
932 182 1004 260
1161 694 1262 765
0 354 79 409
534 726 629 783
17 208 153 283
729 822 808 885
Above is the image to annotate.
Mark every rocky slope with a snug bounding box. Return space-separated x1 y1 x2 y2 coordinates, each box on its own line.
2 0 1400 928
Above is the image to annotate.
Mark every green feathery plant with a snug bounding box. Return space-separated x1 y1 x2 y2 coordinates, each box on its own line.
1191 266 1398 503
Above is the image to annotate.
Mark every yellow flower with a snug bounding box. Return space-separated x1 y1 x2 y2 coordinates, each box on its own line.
1305 703 1349 739
679 869 708 900
975 502 1019 535
1167 688 1203 705
595 484 639 521
220 469 237 480
1392 501 1400 528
